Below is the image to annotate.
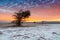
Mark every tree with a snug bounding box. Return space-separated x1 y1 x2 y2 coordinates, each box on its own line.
13 10 31 26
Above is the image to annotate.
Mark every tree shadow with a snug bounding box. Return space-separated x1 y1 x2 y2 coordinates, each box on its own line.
3 23 37 28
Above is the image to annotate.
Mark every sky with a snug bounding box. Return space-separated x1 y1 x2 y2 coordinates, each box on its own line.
0 0 60 22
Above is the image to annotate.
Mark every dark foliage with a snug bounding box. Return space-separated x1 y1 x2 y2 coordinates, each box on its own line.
13 10 31 26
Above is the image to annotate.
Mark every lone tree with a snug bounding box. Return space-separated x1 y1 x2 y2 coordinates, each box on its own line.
13 10 30 26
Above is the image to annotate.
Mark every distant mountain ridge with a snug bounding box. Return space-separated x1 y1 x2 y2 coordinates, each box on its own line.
0 21 11 23
39 21 60 24
0 20 60 24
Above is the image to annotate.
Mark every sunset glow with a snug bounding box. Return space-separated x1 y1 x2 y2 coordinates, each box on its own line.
0 0 60 22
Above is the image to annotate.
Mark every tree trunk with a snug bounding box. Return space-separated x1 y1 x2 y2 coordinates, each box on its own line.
16 19 22 26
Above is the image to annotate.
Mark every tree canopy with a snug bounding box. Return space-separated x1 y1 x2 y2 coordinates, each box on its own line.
13 10 31 26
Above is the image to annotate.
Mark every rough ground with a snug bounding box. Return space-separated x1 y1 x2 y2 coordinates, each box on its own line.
0 24 60 40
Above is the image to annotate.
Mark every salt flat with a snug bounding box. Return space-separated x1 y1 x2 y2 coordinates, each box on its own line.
0 24 60 40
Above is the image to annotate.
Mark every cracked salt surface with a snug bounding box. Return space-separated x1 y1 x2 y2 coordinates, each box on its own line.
0 24 60 40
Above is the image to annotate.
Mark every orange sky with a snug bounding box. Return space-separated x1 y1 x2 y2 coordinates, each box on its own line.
0 6 60 22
